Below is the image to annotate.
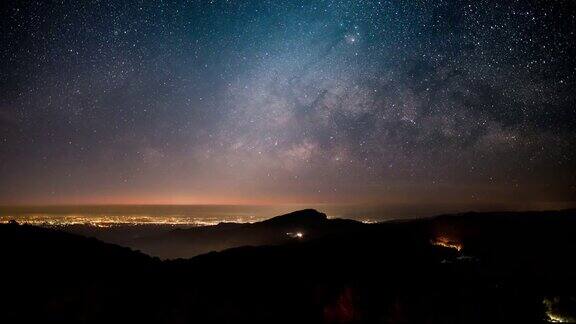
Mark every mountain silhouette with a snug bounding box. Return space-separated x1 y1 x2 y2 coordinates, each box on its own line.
132 208 364 259
1 209 575 323
259 208 327 225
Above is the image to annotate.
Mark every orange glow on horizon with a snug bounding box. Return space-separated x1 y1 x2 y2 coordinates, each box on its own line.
2 190 386 207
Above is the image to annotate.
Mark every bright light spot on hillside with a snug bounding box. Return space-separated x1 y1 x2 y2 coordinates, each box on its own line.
431 236 462 252
286 231 304 239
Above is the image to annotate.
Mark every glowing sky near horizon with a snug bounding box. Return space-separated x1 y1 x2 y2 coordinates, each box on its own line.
0 1 575 208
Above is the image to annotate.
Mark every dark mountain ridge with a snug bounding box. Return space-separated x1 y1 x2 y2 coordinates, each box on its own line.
1 209 575 323
134 208 365 258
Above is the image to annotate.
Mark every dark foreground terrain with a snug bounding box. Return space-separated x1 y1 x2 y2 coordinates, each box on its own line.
1 209 575 323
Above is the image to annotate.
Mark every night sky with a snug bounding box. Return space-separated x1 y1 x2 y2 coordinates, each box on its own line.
1 1 575 209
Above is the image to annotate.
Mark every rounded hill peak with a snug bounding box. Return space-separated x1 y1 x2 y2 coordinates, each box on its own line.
260 209 327 226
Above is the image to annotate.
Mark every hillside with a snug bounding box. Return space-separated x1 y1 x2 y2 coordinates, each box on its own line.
1 209 575 323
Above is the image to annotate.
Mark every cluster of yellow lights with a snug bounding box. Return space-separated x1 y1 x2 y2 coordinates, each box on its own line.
431 237 462 252
544 298 575 323
1 214 378 228
0 214 263 227
547 313 572 323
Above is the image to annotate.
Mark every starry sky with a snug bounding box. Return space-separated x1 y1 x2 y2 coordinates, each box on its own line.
1 0 575 210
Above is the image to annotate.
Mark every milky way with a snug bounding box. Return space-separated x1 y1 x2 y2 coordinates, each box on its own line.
0 1 575 209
